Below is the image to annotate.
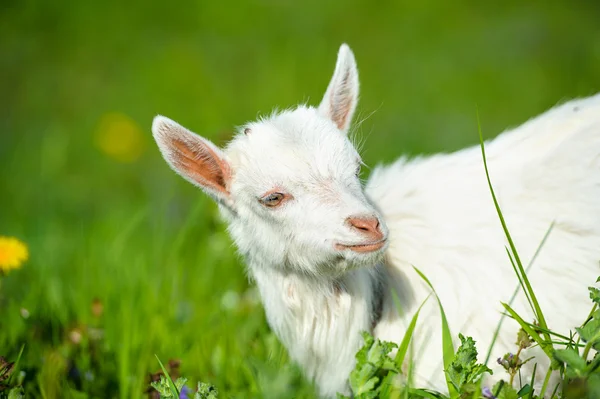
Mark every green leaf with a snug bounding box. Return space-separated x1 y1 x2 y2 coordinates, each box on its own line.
575 319 600 343
587 374 600 399
357 377 378 396
516 328 533 349
589 287 600 305
516 384 532 397
7 386 24 399
349 332 398 396
378 372 402 398
151 375 175 398
195 382 219 399
407 387 450 399
444 334 492 392
584 352 600 374
174 377 188 392
492 380 518 399
553 349 587 373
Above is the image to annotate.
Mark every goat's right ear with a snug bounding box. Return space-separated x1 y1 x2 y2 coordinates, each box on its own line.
152 115 232 207
318 44 359 134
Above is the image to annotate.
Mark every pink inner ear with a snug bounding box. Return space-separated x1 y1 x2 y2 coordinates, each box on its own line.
172 138 230 195
331 92 352 130
330 70 353 130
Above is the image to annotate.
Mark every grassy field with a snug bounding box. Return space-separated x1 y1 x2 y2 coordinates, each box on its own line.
1 1 600 397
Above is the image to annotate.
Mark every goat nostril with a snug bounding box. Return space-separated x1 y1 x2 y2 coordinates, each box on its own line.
347 216 383 238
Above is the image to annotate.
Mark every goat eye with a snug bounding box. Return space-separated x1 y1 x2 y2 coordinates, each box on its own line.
260 192 285 207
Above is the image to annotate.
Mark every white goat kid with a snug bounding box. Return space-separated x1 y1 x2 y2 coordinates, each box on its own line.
152 44 600 397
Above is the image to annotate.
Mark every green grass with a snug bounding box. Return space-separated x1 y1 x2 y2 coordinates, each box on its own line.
1 1 600 398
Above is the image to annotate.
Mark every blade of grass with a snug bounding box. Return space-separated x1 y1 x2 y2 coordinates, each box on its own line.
493 380 505 397
477 112 552 346
514 321 572 342
576 303 598 353
154 354 180 397
505 248 534 312
545 341 584 347
501 303 553 358
527 363 537 399
549 382 560 398
484 223 554 364
394 294 432 368
403 347 414 399
407 388 450 399
37 373 48 399
7 344 25 385
413 266 457 398
539 366 553 398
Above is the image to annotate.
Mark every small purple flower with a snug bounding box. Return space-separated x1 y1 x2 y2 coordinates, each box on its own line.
179 385 192 399
497 352 518 370
497 356 509 369
482 386 497 399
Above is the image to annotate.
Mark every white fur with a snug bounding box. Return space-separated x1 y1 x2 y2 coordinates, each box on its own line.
152 44 600 397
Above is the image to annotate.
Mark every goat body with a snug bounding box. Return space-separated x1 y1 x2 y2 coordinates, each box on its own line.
152 44 600 397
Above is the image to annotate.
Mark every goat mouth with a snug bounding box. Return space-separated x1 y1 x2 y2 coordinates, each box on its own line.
334 240 387 253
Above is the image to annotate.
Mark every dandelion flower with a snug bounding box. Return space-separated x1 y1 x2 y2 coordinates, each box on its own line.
0 236 28 273
95 112 145 163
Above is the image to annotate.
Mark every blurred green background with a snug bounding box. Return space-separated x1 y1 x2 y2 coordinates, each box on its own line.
1 1 599 398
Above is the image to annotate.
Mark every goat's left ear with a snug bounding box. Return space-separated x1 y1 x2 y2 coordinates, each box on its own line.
152 115 233 208
318 43 359 134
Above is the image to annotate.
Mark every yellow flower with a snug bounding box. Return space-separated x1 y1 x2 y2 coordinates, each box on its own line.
95 112 145 163
0 236 29 273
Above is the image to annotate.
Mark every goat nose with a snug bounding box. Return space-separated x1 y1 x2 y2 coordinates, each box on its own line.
347 216 384 240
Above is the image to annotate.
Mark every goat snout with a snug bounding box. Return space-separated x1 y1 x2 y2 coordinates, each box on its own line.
346 216 384 241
